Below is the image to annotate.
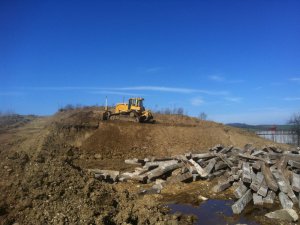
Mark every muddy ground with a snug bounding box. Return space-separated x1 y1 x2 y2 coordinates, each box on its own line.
0 108 295 225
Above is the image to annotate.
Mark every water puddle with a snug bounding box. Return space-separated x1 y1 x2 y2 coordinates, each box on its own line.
168 199 260 225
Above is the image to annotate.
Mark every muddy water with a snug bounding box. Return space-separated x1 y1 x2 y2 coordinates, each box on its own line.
168 199 260 225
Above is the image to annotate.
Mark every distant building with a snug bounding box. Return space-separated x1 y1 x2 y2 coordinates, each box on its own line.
255 129 297 145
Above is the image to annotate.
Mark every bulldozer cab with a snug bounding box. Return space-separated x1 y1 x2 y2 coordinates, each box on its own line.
128 98 144 111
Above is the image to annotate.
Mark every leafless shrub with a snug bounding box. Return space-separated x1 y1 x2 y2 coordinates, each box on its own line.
198 112 207 120
289 112 300 146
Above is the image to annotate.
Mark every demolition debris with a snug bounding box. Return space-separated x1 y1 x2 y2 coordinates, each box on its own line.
88 144 300 216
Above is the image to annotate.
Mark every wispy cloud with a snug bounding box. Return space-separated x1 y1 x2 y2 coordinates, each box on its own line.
88 91 143 96
290 77 300 82
11 86 229 96
190 97 204 106
119 86 229 95
283 97 300 101
208 75 244 84
224 97 242 103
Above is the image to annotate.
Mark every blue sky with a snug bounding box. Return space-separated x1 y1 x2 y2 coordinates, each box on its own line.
1 0 300 124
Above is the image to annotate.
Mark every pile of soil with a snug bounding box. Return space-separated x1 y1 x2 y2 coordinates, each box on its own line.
0 108 290 225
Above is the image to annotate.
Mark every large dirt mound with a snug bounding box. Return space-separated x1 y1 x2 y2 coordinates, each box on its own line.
0 108 290 225
70 111 286 170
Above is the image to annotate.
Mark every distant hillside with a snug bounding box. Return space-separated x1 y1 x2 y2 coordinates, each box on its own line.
227 123 292 131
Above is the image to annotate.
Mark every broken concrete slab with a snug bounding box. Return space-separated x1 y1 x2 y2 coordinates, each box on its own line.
147 162 183 181
292 172 300 192
212 181 231 193
251 161 261 170
272 170 288 193
232 189 253 214
214 161 227 171
234 181 248 199
89 169 120 182
124 158 144 165
166 172 193 184
265 209 298 222
204 158 217 175
278 192 293 209
261 163 278 192
250 172 264 192
191 153 216 159
288 160 300 169
253 193 263 205
257 179 268 197
143 160 179 170
189 159 208 177
263 191 276 204
242 162 252 183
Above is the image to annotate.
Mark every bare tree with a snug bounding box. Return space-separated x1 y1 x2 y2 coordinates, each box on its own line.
289 112 300 146
164 108 171 115
198 112 207 120
176 107 184 115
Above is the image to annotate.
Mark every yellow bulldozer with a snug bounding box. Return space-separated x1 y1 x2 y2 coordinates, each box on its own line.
103 97 154 123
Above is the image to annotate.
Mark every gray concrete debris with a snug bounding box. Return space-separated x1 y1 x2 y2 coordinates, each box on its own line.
263 190 276 204
90 144 300 215
265 209 298 222
253 193 263 205
234 181 248 199
232 189 253 214
89 169 120 182
242 162 252 183
292 172 300 192
279 192 293 209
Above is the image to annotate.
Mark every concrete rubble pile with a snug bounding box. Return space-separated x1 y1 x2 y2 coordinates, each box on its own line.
88 144 300 215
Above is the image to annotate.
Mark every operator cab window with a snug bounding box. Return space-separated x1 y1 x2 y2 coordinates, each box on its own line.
128 99 132 109
138 100 143 107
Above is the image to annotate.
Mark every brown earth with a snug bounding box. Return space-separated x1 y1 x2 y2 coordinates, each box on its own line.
0 108 292 225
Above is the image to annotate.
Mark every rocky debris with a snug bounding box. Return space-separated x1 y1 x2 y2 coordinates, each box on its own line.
232 189 253 214
90 144 300 215
198 195 208 201
93 153 102 159
265 209 298 222
88 169 120 182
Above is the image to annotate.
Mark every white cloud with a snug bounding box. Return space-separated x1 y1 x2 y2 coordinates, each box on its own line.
120 86 195 93
208 75 244 84
12 86 229 96
190 97 204 106
88 91 143 96
224 97 242 103
119 86 228 95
